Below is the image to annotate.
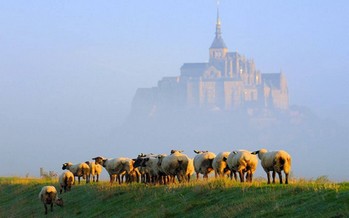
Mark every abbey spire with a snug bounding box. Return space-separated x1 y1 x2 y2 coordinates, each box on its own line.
210 1 228 61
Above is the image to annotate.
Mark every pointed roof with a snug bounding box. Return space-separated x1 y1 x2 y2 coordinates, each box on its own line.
210 4 227 49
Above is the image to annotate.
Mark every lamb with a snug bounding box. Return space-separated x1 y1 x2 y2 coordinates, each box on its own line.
251 148 292 184
59 171 74 194
38 186 63 215
226 150 258 183
93 156 135 184
85 161 102 182
212 151 231 178
193 150 216 180
157 150 189 183
62 162 90 184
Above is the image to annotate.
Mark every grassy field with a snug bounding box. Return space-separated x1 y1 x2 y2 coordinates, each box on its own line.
0 177 348 218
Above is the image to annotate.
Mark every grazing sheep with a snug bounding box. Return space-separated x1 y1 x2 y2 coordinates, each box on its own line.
93 156 134 184
62 162 90 184
251 149 292 184
59 171 74 194
157 150 189 183
212 152 231 178
85 161 102 182
226 150 258 183
38 186 63 215
193 150 216 180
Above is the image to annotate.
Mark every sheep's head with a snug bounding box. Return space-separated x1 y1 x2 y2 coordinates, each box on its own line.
251 149 267 160
157 155 165 167
62 162 72 170
92 156 105 166
171 150 183 154
55 197 64 207
193 150 208 154
133 157 149 168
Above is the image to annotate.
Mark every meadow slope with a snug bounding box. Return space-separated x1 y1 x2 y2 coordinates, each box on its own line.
0 177 348 218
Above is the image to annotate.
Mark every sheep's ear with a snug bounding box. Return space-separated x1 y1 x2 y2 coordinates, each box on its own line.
170 150 175 154
251 151 259 155
222 157 227 161
194 150 199 154
179 150 184 153
233 151 238 154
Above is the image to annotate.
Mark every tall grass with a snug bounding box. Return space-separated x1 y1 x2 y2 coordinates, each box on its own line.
0 176 348 218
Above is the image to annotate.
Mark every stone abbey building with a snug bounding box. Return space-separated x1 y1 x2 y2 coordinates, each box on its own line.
131 10 289 116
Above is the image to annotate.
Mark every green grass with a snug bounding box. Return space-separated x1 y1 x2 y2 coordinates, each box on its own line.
0 177 348 218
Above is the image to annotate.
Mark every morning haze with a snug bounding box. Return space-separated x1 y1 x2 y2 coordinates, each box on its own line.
0 1 348 181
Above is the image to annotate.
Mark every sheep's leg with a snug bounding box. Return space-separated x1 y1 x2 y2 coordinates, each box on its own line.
272 171 276 184
266 172 271 184
50 202 53 212
78 176 81 184
283 172 288 184
278 172 283 184
44 203 48 215
233 171 238 181
196 172 199 180
96 174 99 182
238 171 244 182
109 174 115 184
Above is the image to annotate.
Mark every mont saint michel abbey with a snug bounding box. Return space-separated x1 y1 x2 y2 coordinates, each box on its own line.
131 9 289 117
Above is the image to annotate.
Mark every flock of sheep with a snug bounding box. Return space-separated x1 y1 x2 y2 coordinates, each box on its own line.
39 148 291 215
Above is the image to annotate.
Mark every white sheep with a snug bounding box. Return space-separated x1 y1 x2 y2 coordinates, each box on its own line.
38 186 63 215
157 150 189 183
58 171 74 194
93 156 134 184
136 156 162 184
193 150 216 180
62 162 90 184
212 151 231 178
85 161 102 182
251 148 292 184
226 150 258 182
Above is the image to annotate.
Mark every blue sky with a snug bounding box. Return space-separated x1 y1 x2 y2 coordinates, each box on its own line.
0 1 348 178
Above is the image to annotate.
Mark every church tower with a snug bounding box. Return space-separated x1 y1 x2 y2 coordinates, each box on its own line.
209 4 228 63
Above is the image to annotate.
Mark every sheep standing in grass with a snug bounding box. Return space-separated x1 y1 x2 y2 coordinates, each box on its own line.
133 153 159 184
59 171 74 194
251 149 292 184
93 156 134 184
226 150 258 183
212 152 231 178
38 186 63 215
193 150 216 180
157 150 189 183
85 161 102 182
62 162 90 184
